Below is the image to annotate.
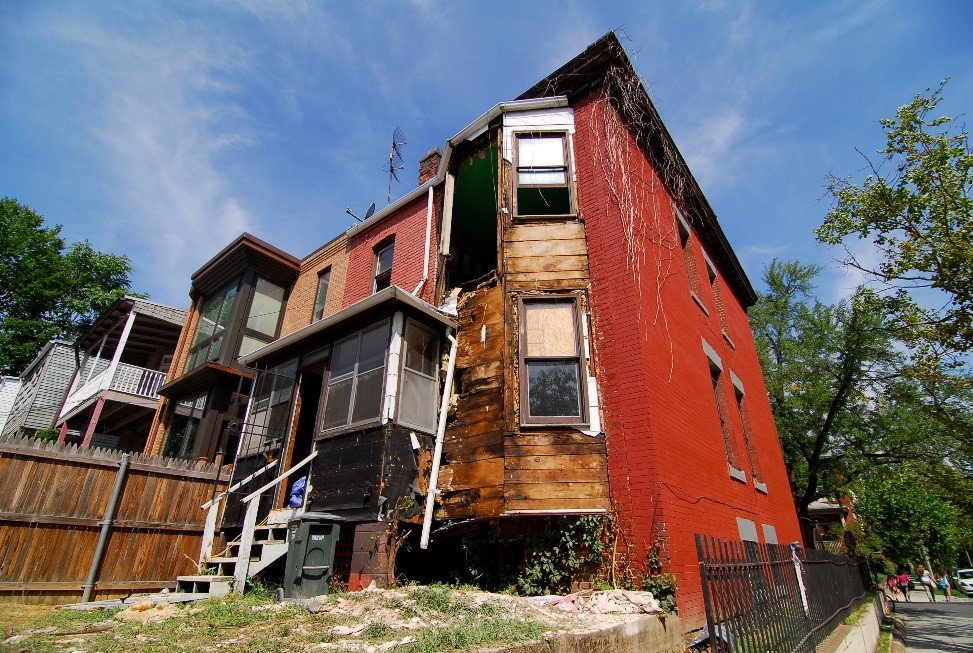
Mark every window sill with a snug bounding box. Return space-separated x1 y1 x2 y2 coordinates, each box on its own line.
692 293 710 316
315 419 384 440
729 466 747 483
519 421 590 431
722 330 735 349
755 481 768 494
513 213 578 222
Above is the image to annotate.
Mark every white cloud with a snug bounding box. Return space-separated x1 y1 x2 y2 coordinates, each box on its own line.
679 109 746 187
45 7 259 303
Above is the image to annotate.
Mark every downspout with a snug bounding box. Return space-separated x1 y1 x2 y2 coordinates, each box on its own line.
82 453 130 602
420 330 457 549
412 186 434 297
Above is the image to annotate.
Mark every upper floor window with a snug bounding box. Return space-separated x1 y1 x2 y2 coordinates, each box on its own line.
186 282 238 371
731 372 765 492
239 278 285 357
373 240 394 293
514 132 573 217
313 268 331 322
704 339 745 483
519 296 586 425
675 205 707 314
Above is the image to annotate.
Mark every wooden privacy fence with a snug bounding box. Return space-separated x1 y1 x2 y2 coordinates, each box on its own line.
0 434 231 604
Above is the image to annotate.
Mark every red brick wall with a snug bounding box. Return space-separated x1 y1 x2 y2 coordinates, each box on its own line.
573 90 801 630
342 191 439 308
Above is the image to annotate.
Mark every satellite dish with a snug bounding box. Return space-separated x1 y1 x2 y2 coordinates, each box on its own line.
364 202 376 220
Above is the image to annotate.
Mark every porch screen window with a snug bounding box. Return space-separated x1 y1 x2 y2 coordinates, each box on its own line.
239 278 285 357
186 282 238 371
519 296 585 425
373 240 394 293
241 361 297 458
515 133 572 217
321 321 390 431
312 268 331 322
398 321 439 432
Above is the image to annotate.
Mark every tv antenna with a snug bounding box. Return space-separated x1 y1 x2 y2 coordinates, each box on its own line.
383 127 407 205
346 202 376 223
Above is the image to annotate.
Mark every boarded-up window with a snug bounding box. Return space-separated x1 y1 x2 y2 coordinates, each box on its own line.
519 296 586 425
398 320 439 433
515 133 572 217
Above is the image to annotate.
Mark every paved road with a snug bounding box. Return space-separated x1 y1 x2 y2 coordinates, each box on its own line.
895 600 973 652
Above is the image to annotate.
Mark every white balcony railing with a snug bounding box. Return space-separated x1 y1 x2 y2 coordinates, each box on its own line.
61 362 167 418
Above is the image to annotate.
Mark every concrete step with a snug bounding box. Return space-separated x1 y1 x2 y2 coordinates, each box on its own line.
176 575 233 596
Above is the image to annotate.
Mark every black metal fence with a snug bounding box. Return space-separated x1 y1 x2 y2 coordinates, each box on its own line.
695 534 870 653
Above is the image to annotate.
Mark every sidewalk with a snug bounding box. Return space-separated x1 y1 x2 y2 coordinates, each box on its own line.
886 585 965 604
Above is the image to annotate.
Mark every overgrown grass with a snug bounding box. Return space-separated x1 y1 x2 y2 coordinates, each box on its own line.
0 587 546 653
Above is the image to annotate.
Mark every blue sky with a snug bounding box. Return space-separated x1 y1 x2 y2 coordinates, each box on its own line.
2 1 971 309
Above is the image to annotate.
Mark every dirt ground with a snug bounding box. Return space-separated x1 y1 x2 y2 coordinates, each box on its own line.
0 586 667 653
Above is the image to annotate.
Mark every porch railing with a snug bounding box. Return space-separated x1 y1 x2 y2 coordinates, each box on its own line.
695 534 869 653
61 363 167 416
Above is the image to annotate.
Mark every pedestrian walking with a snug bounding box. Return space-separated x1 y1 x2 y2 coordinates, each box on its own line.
886 574 900 602
937 568 952 602
919 565 937 601
896 568 912 602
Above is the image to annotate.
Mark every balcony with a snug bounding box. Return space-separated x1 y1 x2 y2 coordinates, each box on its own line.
61 362 168 418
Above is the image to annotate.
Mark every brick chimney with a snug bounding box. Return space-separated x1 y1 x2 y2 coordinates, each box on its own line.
418 147 442 185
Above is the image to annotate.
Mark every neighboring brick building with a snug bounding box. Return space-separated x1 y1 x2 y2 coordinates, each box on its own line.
150 32 799 630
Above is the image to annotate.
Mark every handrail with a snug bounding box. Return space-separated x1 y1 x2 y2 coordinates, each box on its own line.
233 449 318 594
201 460 277 510
242 450 318 504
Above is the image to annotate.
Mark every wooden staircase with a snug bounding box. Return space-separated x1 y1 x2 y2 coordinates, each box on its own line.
176 510 296 597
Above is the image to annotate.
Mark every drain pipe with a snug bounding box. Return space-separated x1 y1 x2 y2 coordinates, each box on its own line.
82 453 130 602
421 330 457 549
412 186 434 296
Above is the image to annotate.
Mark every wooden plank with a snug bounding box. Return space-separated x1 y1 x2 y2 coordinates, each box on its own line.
506 270 589 283
504 497 612 513
438 458 503 489
506 255 589 275
513 433 607 447
504 482 610 501
0 512 206 532
504 468 608 484
0 580 177 591
505 237 587 258
505 279 589 292
509 453 609 470
442 443 504 464
506 222 586 243
504 442 607 457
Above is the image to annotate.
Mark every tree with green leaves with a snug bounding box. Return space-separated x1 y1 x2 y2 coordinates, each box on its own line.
0 198 141 375
854 470 960 568
749 260 944 519
816 79 973 360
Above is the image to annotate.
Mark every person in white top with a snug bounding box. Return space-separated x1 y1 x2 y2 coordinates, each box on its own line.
918 565 937 602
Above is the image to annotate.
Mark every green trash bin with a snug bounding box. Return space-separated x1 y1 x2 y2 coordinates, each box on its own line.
283 513 342 599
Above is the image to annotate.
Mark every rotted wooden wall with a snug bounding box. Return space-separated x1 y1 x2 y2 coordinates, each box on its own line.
435 282 506 521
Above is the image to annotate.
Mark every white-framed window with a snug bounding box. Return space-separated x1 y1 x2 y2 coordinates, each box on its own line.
313 268 331 322
513 132 573 217
397 320 439 433
320 321 390 432
519 295 587 425
373 240 394 293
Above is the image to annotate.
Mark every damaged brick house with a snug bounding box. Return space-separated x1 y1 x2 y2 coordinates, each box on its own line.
143 33 800 630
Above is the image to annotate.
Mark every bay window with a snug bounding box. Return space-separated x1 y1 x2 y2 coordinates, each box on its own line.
186 282 238 371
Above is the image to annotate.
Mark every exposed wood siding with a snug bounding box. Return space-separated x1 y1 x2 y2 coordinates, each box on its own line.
504 433 611 513
503 222 589 292
436 283 506 521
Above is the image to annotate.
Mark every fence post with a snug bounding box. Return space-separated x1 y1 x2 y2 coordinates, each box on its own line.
82 453 130 602
790 542 810 618
233 498 259 594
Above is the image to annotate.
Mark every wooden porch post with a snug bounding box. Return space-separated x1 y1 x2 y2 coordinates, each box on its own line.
81 397 106 448
57 421 70 445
